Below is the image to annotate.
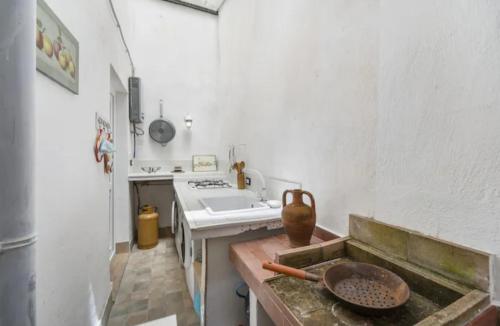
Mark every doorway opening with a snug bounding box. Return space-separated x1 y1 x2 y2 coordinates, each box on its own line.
108 65 130 304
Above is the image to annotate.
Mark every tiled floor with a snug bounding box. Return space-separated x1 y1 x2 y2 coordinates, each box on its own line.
110 252 129 301
107 237 200 326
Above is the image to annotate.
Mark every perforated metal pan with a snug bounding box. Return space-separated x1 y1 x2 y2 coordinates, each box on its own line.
262 261 410 316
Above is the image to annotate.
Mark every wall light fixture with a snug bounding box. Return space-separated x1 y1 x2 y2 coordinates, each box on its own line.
184 114 193 129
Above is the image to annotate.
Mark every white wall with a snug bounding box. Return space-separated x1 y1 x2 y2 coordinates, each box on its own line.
217 0 379 234
120 0 223 231
35 0 131 325
125 0 224 161
218 0 500 300
375 0 500 301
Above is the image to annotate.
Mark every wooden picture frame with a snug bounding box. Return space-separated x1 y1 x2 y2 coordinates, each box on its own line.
192 155 217 172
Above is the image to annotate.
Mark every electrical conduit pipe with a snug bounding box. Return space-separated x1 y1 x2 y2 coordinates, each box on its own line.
0 0 36 325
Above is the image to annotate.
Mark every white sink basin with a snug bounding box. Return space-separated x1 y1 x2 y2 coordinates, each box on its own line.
200 196 268 215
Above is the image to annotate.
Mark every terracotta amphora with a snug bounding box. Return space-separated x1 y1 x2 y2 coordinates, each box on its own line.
282 189 316 247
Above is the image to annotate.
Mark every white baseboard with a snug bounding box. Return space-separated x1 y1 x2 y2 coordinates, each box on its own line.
99 289 114 326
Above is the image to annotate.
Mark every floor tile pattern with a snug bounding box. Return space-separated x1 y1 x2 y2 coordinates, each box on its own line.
108 238 199 326
110 252 129 301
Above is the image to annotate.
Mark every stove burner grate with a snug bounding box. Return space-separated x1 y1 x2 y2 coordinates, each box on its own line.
188 179 231 189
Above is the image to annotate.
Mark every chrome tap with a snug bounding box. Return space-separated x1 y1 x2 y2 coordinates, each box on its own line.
246 168 267 201
228 145 236 173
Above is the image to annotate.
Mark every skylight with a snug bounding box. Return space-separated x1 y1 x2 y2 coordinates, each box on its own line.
162 0 225 15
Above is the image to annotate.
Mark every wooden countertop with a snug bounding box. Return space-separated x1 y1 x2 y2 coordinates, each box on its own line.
229 220 498 326
229 232 331 325
230 234 323 286
230 233 498 326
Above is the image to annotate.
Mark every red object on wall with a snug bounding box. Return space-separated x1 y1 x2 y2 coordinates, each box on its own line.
94 129 103 162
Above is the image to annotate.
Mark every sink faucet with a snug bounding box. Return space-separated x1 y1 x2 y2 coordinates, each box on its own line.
246 168 267 201
141 166 161 174
228 145 236 173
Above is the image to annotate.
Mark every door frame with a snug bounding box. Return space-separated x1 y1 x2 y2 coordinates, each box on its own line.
108 91 116 260
108 65 129 261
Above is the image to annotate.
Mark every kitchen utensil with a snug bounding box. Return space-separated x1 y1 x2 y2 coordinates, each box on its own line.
149 100 176 146
282 189 316 247
94 129 104 162
103 152 113 174
232 161 245 173
262 261 410 316
232 161 246 189
99 135 115 153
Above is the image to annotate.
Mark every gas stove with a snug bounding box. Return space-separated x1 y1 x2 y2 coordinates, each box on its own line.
188 179 232 189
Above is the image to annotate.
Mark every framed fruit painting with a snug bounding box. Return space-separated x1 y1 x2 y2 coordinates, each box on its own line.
36 0 79 94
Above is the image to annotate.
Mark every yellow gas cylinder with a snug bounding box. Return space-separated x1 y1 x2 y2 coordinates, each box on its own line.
138 205 159 249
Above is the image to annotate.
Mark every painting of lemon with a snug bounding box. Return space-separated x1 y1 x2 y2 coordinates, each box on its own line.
36 0 79 94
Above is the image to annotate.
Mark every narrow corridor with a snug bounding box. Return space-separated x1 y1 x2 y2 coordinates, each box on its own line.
108 237 199 326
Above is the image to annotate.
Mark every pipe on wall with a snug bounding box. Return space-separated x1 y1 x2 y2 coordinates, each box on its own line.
0 0 36 325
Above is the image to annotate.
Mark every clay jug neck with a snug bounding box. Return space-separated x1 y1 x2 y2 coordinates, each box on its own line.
292 190 304 204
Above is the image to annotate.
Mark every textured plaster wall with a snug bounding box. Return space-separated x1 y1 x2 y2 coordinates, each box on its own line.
35 0 131 324
218 0 500 300
217 0 379 234
375 0 500 301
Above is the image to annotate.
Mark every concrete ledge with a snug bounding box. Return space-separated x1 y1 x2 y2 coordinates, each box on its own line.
349 214 491 291
417 290 490 325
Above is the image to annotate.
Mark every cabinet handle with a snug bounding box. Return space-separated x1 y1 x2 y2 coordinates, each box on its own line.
171 200 176 234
